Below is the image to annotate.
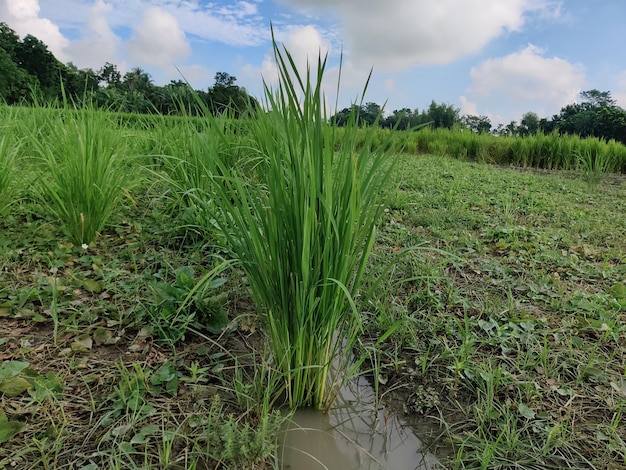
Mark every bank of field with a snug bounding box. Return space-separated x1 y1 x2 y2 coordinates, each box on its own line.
0 105 625 469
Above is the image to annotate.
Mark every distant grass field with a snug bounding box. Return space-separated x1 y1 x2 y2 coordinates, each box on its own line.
0 104 624 468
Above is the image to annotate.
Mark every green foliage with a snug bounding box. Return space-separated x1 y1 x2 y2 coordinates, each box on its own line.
147 263 231 344
198 394 284 467
462 114 492 134
334 100 461 130
0 46 33 103
0 410 25 445
153 109 250 238
552 90 626 144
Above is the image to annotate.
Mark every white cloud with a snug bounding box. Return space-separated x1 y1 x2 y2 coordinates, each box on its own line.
65 0 120 69
32 0 267 47
459 96 478 116
281 25 330 77
217 1 259 19
0 0 70 61
146 1 266 47
277 0 558 69
127 7 190 67
467 44 585 122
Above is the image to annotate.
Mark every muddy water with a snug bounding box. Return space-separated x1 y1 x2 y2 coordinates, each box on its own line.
279 376 443 470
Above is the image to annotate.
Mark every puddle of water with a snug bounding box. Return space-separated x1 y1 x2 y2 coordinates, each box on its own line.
279 376 443 470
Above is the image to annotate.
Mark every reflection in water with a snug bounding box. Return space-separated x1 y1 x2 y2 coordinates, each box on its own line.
279 376 443 470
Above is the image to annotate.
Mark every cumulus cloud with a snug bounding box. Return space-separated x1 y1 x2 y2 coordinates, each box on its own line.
127 7 190 67
467 44 585 120
277 0 558 69
65 0 120 69
459 96 478 116
0 0 69 61
281 25 330 76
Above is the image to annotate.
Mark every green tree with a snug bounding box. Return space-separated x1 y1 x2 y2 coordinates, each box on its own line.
207 72 254 116
14 34 62 98
552 90 626 144
120 67 155 112
159 80 198 115
579 89 616 108
462 114 492 134
383 107 414 129
0 22 20 62
62 62 99 104
500 120 518 136
98 62 122 87
0 23 36 102
360 102 382 126
330 105 358 126
519 112 539 136
424 100 460 129
0 46 32 103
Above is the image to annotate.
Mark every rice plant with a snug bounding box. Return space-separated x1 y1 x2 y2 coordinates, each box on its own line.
0 135 18 216
155 111 250 231
200 38 398 410
378 125 626 173
32 108 132 245
577 145 616 186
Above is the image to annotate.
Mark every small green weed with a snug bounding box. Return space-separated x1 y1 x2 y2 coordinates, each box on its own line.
147 263 231 345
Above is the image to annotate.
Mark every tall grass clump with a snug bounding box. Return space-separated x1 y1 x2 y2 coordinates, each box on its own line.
203 40 398 410
32 108 132 245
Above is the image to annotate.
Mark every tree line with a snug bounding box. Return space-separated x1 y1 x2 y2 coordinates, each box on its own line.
333 89 626 146
0 22 256 116
2 21 625 145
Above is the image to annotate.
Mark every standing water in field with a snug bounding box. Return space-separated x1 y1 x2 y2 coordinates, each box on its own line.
279 375 443 470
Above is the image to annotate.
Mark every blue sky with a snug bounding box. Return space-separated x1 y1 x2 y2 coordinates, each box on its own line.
1 0 625 124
